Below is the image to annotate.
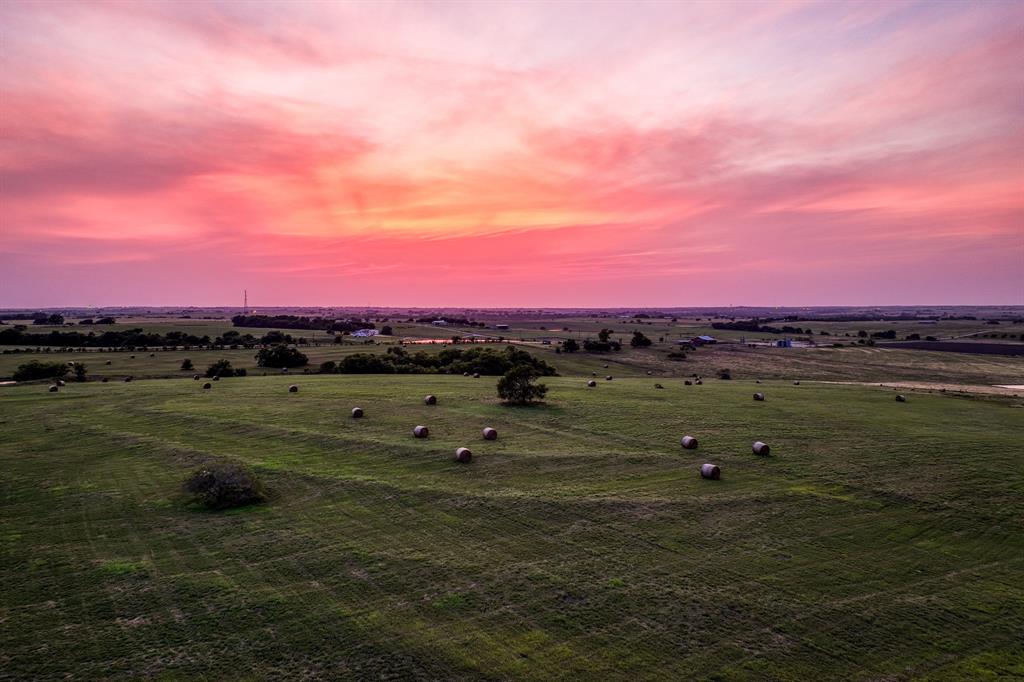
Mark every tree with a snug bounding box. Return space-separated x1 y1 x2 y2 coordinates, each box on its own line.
180 358 194 371
561 339 579 353
255 345 309 368
319 360 337 373
73 363 87 382
380 325 393 336
496 365 548 405
13 360 69 381
630 331 652 348
598 328 613 343
205 359 237 377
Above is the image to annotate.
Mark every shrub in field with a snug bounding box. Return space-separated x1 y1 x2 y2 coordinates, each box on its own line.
13 360 69 382
205 359 238 378
73 363 87 382
181 359 194 371
319 360 337 373
497 365 548 405
717 368 732 380
183 460 265 510
255 345 309 369
630 331 652 347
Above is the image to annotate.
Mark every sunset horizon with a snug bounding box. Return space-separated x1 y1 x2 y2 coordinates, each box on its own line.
2 0 1022 306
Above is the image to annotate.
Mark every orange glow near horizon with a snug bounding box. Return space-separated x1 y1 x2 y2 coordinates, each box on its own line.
1 0 1022 307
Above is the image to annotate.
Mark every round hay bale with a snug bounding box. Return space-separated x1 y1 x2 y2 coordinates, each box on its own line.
895 394 906 402
193 374 201 380
605 375 613 381
587 380 597 387
56 379 65 386
454 447 472 463
130 355 135 359
149 353 155 357
482 427 497 440
203 382 212 390
681 435 698 450
288 385 298 393
700 463 721 480
591 372 597 376
603 364 609 368
793 380 800 385
755 379 761 384
463 372 470 377
352 407 364 418
424 394 437 405
105 360 111 365
753 392 765 401
473 373 480 379
684 380 692 386
646 370 653 375
124 376 133 382
212 376 220 382
413 425 429 438
48 385 58 392
654 383 664 389
68 361 76 366
752 441 771 456
695 379 703 385
281 368 289 373
101 377 109 383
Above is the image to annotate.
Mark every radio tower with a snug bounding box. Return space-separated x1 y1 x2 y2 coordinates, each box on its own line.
244 289 248 314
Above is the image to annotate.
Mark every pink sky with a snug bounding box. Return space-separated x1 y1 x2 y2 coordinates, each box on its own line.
1 0 1021 307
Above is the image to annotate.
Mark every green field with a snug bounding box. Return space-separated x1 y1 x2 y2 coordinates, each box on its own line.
2 375 1022 679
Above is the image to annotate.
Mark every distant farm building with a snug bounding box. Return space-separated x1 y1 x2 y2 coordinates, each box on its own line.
431 320 448 327
691 335 717 346
776 338 793 348
494 324 510 331
351 329 379 337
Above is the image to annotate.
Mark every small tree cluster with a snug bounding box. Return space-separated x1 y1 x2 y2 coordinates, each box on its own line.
255 345 309 368
205 359 243 378
13 360 69 381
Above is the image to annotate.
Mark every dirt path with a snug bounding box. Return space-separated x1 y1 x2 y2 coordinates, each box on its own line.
816 380 1024 396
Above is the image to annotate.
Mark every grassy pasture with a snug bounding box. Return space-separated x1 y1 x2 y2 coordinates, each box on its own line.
2 375 1022 679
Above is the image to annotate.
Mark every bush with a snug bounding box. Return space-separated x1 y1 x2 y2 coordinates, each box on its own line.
205 359 238 378
630 331 652 348
13 360 69 381
319 360 337 373
183 460 265 510
73 363 87 382
497 365 548 405
255 345 309 368
717 368 732 380
561 338 579 353
380 325 393 336
180 358 194 371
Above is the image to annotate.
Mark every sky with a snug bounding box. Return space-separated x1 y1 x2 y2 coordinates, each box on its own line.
1 0 1022 308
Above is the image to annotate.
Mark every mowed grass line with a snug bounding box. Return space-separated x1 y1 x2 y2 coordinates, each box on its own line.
1 375 1022 679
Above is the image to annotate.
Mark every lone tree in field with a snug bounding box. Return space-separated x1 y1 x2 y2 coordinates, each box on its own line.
497 365 548 405
255 345 309 369
180 358 194 371
73 363 87 382
630 331 652 347
205 359 238 378
561 338 579 353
